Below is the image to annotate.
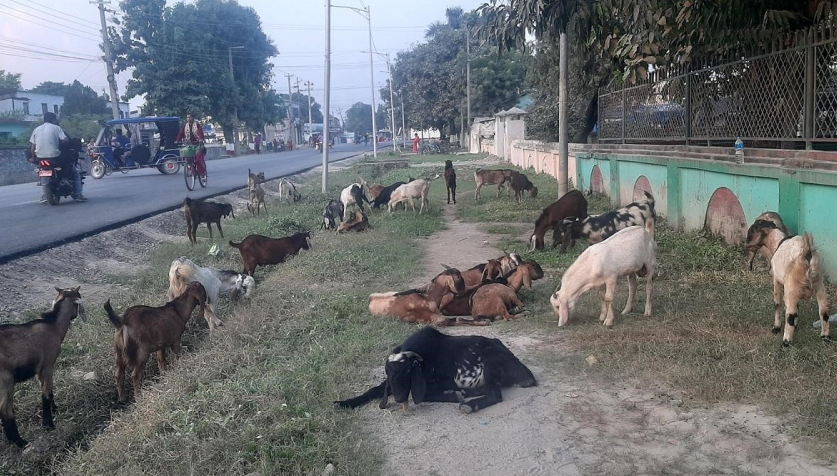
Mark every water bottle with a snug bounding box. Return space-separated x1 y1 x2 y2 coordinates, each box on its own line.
734 137 744 164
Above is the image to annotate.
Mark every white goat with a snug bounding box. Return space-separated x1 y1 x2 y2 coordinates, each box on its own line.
166 256 255 330
745 220 830 346
278 178 301 203
340 182 369 219
550 218 657 327
388 179 431 214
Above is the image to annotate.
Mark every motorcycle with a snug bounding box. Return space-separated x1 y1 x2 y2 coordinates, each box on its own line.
26 138 86 205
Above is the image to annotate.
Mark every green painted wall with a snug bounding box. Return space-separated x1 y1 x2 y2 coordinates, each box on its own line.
799 183 837 274
577 157 611 196
616 161 668 216
679 169 779 231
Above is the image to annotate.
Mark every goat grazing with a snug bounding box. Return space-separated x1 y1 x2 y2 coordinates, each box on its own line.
369 268 490 326
340 183 369 219
367 183 384 203
229 231 312 276
105 282 206 403
371 178 414 209
550 219 657 328
388 179 431 214
746 211 789 270
745 220 830 346
338 211 371 233
444 160 457 204
474 169 516 200
247 169 267 216
509 172 538 203
530 190 589 251
0 288 84 448
278 178 301 203
334 327 536 413
166 256 255 331
183 197 235 244
506 260 545 293
321 200 344 231
558 191 656 252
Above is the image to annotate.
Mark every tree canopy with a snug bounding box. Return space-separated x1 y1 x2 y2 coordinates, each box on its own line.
61 80 109 116
344 102 386 136
0 70 22 90
284 92 324 125
30 81 70 96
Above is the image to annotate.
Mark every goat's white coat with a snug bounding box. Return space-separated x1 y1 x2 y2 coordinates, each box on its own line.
388 179 430 214
278 178 300 203
166 257 255 330
340 183 365 217
550 221 657 327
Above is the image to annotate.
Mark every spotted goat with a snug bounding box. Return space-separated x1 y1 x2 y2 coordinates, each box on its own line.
334 327 536 413
558 191 655 251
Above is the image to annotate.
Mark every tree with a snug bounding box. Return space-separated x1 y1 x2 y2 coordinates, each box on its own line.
111 0 284 141
61 80 109 116
30 81 70 96
283 92 324 124
61 114 108 141
345 102 386 136
0 70 22 90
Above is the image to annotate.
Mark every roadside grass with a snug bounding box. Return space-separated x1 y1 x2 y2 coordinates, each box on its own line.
1 157 447 475
448 155 837 457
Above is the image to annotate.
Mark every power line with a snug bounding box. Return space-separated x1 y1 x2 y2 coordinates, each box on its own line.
24 0 102 27
0 3 101 37
0 7 101 42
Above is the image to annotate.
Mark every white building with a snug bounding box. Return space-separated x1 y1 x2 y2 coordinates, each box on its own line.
0 90 130 121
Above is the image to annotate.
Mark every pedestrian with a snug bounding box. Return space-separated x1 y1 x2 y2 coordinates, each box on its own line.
254 133 262 154
413 133 420 153
364 133 369 146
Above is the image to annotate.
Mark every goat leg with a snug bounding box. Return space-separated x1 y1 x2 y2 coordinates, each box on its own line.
458 385 503 414
1 418 27 448
217 221 224 238
622 274 638 315
782 294 799 347
1 384 28 447
207 222 213 240
157 349 167 371
38 372 55 429
602 278 617 328
817 284 831 342
772 280 784 334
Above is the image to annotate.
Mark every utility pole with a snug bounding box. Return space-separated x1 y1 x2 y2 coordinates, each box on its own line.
95 0 120 120
367 7 377 157
400 92 406 149
466 25 471 129
386 53 397 151
228 46 244 149
323 0 331 192
285 73 295 147
305 81 314 134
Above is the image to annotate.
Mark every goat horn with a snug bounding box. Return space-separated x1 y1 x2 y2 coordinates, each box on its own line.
440 263 453 270
400 351 423 361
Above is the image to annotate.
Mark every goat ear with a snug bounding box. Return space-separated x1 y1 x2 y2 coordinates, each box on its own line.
410 360 426 404
440 263 453 270
55 286 63 294
378 380 390 409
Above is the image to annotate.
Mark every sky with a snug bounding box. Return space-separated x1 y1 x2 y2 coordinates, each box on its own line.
0 0 487 118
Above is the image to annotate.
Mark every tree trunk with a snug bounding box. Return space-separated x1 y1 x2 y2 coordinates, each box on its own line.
558 30 569 195
574 89 599 144
223 125 234 145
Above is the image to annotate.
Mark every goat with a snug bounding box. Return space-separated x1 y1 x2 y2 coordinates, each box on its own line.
474 169 516 200
369 268 491 326
550 218 657 328
321 199 344 231
506 260 545 293
229 231 312 276
446 253 522 292
558 191 656 252
183 197 235 244
0 288 84 448
444 160 457 204
334 327 536 413
744 220 830 346
278 178 301 203
471 284 526 322
105 282 207 403
166 256 255 331
338 211 371 233
367 183 384 203
746 211 789 271
530 190 589 251
371 178 414 209
388 179 431 214
340 183 369 219
509 172 538 203
247 169 267 216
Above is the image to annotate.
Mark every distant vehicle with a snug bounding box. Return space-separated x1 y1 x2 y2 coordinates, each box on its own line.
88 117 185 179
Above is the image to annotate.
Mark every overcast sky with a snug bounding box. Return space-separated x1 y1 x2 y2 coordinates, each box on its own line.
0 0 486 117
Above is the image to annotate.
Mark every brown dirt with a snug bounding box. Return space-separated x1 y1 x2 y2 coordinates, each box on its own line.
355 206 837 476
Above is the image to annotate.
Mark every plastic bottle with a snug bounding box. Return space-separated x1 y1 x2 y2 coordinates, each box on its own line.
734 137 744 164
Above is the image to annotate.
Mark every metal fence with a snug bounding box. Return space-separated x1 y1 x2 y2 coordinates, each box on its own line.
598 24 837 147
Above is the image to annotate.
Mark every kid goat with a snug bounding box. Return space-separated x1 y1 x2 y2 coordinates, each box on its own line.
334 327 537 413
745 219 830 346
183 197 235 244
558 191 655 252
550 218 657 328
0 288 84 448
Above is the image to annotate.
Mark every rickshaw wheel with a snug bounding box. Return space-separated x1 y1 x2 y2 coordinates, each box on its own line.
158 158 180 175
90 160 106 179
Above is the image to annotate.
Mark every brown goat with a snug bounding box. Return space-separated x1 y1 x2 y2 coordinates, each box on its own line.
746 211 790 270
184 197 235 244
247 169 267 216
104 282 207 403
471 284 525 322
369 268 489 326
444 160 457 204
0 288 84 448
506 260 545 292
530 190 589 251
509 172 538 203
229 231 312 276
367 183 384 202
474 169 516 200
338 211 371 233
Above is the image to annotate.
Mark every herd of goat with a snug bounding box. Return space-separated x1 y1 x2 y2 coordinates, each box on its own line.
0 160 831 449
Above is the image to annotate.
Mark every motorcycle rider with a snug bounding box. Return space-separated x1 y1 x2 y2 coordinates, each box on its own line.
29 112 86 202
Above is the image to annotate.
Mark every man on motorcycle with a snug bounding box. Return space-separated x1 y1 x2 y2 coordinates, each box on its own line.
29 112 86 202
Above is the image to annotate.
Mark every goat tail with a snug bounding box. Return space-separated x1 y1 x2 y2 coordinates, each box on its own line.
804 233 821 280
228 240 241 249
104 299 122 328
644 215 656 238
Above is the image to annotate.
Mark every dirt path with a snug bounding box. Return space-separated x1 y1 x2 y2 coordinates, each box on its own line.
357 206 837 476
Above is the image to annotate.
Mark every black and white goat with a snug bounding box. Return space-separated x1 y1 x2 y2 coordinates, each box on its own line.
334 327 536 413
340 183 369 219
166 256 255 330
321 199 344 230
558 191 656 251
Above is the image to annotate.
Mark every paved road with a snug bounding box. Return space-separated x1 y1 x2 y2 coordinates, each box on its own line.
0 142 385 263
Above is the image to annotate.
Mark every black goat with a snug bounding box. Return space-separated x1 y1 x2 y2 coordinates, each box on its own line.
371 178 415 209
335 327 536 413
321 199 344 230
184 197 235 244
444 160 456 204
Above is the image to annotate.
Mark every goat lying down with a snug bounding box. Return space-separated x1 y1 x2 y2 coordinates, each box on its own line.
745 219 830 346
166 256 255 330
551 218 657 328
335 327 536 413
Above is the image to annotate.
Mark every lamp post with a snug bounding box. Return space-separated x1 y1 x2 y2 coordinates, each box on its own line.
323 0 331 192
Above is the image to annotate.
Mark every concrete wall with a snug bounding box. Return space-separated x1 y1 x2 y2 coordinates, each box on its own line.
0 146 36 186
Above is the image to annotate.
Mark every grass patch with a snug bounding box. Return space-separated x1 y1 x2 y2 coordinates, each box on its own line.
1 158 446 475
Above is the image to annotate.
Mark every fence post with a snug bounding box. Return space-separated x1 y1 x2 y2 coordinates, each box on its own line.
621 87 627 144
685 73 692 145
804 27 815 150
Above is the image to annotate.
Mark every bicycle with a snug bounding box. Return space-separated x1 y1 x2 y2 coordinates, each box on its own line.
181 144 207 191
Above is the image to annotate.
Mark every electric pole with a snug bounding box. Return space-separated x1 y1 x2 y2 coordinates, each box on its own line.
386 53 397 151
95 0 120 120
323 0 331 192
367 6 377 158
466 25 471 129
285 73 295 146
228 46 244 149
400 93 406 149
305 81 314 133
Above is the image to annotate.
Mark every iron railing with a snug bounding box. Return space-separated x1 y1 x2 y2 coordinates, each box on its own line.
598 24 837 148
